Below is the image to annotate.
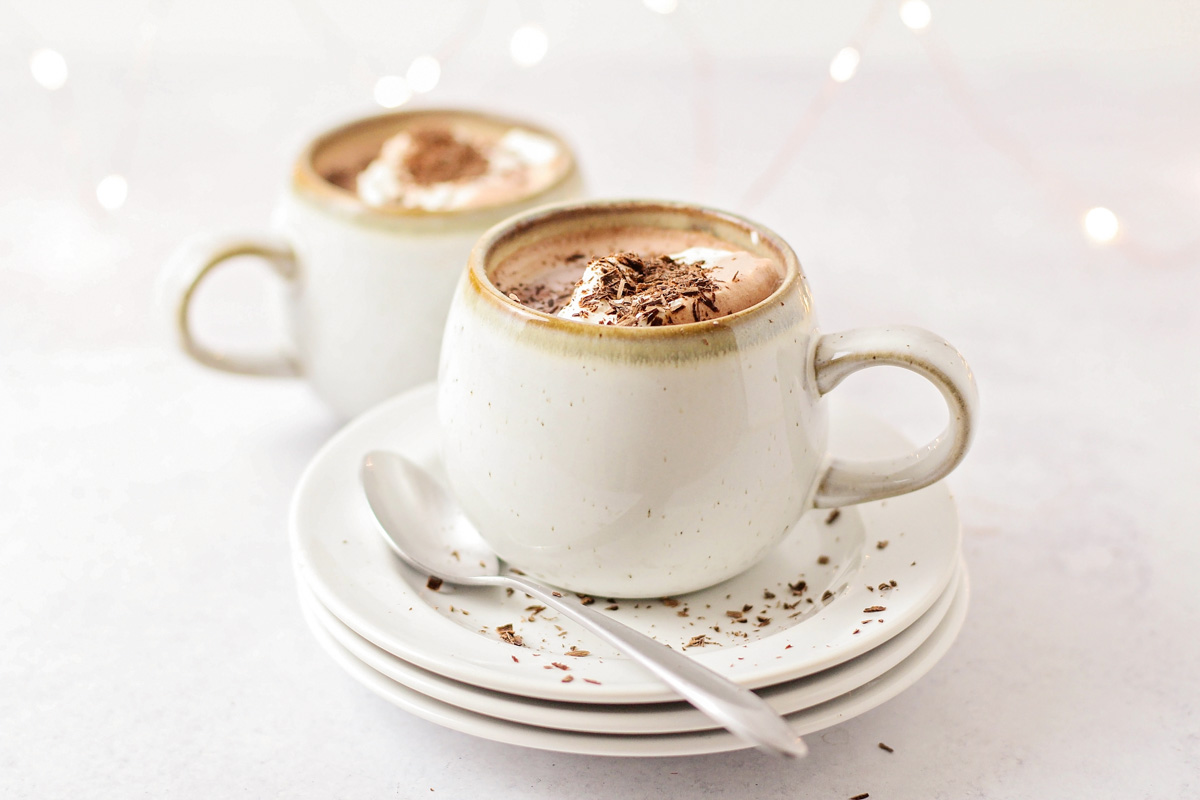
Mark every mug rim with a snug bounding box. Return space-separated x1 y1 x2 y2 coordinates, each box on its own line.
466 198 806 339
291 107 579 221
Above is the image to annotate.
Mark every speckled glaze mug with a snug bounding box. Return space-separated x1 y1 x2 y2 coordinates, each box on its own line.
439 200 978 598
162 109 583 418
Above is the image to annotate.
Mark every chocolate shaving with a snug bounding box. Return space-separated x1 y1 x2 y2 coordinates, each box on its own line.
496 623 525 647
426 576 443 591
571 252 723 326
403 128 489 185
503 279 577 315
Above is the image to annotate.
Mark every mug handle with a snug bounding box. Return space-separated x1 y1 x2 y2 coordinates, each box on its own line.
812 326 978 507
163 233 302 377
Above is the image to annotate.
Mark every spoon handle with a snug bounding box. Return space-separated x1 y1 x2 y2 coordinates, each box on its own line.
501 574 808 758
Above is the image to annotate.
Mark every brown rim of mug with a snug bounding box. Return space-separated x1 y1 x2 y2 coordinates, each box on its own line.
291 108 579 219
466 199 806 339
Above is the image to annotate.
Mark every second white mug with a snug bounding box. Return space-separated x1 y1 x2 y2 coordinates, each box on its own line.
162 108 584 418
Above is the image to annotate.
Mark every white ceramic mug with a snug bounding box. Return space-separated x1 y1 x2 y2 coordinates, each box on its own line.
439 200 978 598
163 109 583 418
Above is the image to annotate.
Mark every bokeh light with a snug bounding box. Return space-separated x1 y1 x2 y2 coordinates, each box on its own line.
643 0 679 14
96 175 128 211
510 24 548 68
1084 207 1119 243
373 75 412 109
829 47 860 83
900 1 932 31
30 49 69 91
406 56 441 94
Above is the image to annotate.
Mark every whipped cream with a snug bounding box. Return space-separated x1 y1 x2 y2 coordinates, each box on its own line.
356 126 562 212
557 248 780 326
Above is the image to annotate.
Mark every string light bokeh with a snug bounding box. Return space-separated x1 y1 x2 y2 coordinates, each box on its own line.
19 0 1196 263
643 0 680 14
406 56 441 94
899 0 932 31
829 47 861 82
1084 207 1120 244
372 75 412 109
29 48 69 91
95 175 129 212
509 24 549 68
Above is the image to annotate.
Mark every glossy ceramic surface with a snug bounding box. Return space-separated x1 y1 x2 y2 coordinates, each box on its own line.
299 561 963 734
289 382 962 703
298 565 970 756
439 200 976 595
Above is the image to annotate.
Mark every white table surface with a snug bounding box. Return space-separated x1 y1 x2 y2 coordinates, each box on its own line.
3 32 1199 799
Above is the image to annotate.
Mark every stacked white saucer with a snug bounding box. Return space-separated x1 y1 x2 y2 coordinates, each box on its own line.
290 384 968 757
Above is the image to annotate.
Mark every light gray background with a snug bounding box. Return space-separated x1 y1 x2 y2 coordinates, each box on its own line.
3 2 1198 797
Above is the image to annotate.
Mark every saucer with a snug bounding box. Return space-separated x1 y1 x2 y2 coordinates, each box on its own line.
290 382 961 703
299 567 970 756
299 560 963 734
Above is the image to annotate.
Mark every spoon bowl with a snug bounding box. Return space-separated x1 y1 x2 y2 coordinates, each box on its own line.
363 451 498 581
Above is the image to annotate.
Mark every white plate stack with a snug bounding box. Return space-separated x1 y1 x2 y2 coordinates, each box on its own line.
290 384 968 757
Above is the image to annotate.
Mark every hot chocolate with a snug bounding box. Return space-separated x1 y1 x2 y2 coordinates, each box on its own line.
493 226 782 326
338 114 568 212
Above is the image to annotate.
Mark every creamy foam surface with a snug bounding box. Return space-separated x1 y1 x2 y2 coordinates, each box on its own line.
356 123 565 212
494 226 782 326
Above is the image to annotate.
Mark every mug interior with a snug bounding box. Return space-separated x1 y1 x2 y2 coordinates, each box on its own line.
472 200 806 338
292 108 578 220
